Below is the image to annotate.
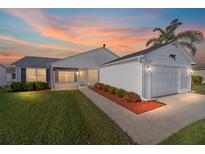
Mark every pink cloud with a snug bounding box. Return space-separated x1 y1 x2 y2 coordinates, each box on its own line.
3 9 156 55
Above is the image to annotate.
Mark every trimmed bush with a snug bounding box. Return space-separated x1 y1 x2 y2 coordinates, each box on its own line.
124 91 142 102
10 82 23 92
192 75 203 85
102 84 110 92
34 82 48 90
94 83 103 91
108 87 116 95
23 82 34 91
115 88 126 98
10 82 49 92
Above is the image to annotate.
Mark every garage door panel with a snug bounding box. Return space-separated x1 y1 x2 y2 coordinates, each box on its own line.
151 66 178 97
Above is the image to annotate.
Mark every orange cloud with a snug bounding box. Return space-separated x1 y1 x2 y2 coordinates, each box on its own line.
0 34 80 52
3 9 156 54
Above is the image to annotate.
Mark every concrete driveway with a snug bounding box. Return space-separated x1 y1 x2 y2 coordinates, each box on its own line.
80 88 205 144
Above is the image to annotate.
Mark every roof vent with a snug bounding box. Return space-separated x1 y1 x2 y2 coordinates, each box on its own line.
103 44 106 47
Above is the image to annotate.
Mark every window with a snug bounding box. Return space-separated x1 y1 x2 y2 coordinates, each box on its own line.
12 73 16 79
26 68 46 82
58 71 76 82
88 69 98 82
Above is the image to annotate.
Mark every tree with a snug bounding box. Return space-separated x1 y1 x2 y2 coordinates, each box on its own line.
146 19 204 56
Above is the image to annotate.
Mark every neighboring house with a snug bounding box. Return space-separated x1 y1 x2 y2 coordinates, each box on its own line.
192 64 205 83
7 66 17 83
100 42 196 99
11 46 119 89
0 64 7 87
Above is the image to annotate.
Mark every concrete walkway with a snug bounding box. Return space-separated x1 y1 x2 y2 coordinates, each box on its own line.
80 88 205 144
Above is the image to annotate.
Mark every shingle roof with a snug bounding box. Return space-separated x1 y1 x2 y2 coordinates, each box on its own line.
103 42 172 65
12 56 61 67
0 64 7 70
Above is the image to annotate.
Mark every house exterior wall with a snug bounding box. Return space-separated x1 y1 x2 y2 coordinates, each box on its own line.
0 65 7 87
143 44 192 98
192 69 205 83
100 60 143 96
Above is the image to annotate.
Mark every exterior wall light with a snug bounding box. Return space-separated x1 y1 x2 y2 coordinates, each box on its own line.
146 65 152 72
188 68 193 74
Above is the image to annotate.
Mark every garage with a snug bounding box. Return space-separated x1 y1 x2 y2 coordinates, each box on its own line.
100 42 195 99
151 65 179 97
100 60 143 96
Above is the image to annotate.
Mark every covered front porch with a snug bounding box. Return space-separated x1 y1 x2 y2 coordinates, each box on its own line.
50 68 98 90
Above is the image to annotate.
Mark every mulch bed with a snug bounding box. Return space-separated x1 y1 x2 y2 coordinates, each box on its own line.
90 87 166 114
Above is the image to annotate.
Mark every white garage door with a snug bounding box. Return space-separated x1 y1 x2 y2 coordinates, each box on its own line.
151 66 178 97
100 61 142 96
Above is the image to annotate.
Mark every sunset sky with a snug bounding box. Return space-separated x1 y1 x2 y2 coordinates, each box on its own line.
0 8 205 65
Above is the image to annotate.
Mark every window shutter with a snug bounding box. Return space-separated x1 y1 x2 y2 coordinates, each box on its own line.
46 69 50 83
21 68 26 82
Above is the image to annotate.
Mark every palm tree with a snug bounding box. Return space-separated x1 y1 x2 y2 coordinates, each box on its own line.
146 19 204 56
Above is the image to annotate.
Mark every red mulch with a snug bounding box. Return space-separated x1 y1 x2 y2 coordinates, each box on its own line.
90 87 166 114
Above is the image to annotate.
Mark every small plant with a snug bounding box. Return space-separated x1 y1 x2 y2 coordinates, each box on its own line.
102 84 110 92
108 87 116 95
115 88 126 98
124 91 142 102
192 75 203 85
94 83 103 91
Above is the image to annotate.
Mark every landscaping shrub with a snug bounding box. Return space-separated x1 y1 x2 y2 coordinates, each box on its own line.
23 82 34 91
108 86 116 94
10 82 23 91
123 91 142 102
10 82 49 92
102 84 110 92
192 75 203 85
115 88 126 98
34 82 48 90
94 83 103 91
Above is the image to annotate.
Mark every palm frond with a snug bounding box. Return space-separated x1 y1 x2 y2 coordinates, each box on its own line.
179 41 197 56
153 28 165 35
177 30 204 43
166 19 182 34
146 38 162 47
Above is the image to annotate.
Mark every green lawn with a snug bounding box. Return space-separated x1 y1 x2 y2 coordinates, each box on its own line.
192 84 205 94
160 119 205 145
0 89 133 145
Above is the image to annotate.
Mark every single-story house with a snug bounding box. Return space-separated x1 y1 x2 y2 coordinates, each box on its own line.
0 64 7 87
12 46 119 89
12 56 61 84
192 64 205 83
100 42 196 99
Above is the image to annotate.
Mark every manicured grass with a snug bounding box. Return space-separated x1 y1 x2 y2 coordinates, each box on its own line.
192 84 205 94
0 89 133 144
160 119 205 145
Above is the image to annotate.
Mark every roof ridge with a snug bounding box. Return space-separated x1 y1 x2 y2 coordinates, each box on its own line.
51 46 118 65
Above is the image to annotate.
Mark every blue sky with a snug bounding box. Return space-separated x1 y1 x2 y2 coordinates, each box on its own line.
0 8 205 64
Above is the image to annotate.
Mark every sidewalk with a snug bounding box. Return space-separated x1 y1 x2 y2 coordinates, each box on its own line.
80 88 171 144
